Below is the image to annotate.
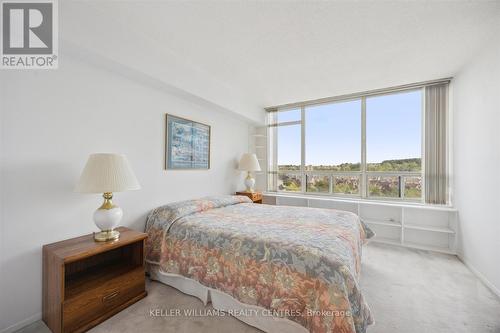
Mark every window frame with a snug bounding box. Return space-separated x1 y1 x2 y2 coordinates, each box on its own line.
268 88 425 202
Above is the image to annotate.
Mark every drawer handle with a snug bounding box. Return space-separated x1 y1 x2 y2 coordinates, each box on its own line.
102 291 119 302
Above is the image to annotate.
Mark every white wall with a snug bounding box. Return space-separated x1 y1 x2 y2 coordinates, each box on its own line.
0 52 251 331
453 33 500 296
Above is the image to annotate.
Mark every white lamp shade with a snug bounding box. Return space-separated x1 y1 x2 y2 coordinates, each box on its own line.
238 153 261 172
75 153 141 193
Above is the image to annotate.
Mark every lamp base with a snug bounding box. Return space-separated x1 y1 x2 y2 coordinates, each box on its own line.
93 192 123 242
94 230 120 242
244 172 255 193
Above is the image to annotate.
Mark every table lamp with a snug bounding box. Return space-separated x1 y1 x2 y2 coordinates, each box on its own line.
75 153 140 241
238 153 261 192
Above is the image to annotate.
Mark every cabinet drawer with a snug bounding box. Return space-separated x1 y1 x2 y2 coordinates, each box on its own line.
238 192 262 201
63 266 144 332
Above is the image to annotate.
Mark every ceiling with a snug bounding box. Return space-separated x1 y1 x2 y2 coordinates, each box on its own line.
62 1 500 123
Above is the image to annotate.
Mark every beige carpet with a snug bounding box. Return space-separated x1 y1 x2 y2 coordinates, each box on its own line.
18 243 500 333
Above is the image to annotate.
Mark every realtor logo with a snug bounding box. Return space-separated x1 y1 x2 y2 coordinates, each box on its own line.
1 0 58 69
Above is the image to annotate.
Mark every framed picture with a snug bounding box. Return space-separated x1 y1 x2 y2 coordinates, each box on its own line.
165 114 211 169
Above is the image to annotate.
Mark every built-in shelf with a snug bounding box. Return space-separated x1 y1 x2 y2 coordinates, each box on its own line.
65 263 139 300
372 239 455 255
372 238 401 246
250 126 267 191
405 224 454 234
402 242 455 255
267 192 458 255
363 219 401 228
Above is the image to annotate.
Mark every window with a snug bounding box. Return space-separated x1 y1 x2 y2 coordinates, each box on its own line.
268 86 430 201
366 90 422 199
306 175 330 193
272 108 302 192
305 100 361 171
277 108 301 123
278 173 302 192
368 176 400 198
366 91 422 172
333 176 360 195
277 124 301 171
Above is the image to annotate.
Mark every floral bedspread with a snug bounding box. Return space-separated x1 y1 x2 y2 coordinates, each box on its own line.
145 195 374 333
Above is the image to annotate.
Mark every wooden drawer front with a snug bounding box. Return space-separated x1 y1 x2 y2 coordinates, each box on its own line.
63 267 144 332
237 192 262 202
252 193 262 201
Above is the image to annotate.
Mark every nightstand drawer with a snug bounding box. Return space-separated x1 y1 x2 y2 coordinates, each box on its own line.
63 266 144 332
236 191 262 203
250 192 262 201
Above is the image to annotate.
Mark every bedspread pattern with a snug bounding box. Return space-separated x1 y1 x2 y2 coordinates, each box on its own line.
145 196 374 333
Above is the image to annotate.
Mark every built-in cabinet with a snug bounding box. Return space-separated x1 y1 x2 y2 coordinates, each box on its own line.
264 194 458 254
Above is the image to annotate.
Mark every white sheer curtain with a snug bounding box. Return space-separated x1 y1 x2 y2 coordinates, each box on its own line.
425 83 449 204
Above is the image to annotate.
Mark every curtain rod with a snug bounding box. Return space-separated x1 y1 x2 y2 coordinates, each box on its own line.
265 77 452 111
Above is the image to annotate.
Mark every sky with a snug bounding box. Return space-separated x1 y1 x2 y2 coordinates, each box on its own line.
277 90 422 165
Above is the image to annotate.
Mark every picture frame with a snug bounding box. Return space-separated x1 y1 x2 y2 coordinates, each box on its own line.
165 114 211 170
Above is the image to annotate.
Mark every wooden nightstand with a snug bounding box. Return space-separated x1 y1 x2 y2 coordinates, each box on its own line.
42 227 147 333
236 191 263 204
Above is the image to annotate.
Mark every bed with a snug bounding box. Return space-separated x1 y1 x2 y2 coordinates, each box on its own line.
145 195 374 333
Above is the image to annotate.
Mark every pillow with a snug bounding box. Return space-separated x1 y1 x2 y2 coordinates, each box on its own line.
145 195 251 232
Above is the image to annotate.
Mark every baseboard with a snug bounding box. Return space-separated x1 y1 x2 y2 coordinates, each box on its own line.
457 254 500 299
0 313 41 333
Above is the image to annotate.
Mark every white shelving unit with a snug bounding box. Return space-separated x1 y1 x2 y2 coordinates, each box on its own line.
249 126 267 191
265 193 458 254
